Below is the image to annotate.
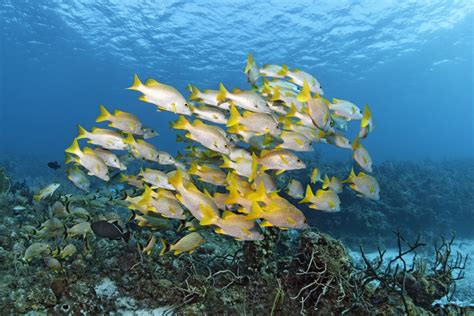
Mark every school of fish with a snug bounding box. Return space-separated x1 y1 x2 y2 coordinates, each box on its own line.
55 53 380 255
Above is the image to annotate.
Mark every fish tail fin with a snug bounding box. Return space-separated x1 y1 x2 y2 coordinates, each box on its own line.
219 155 232 169
171 115 191 130
124 133 136 146
122 231 131 243
224 181 240 204
277 64 289 76
299 185 315 204
297 80 311 102
168 168 184 188
310 167 320 184
244 52 254 73
139 185 153 205
361 104 371 128
65 138 82 156
96 105 112 122
352 135 360 151
188 161 198 174
189 85 201 100
127 73 143 90
247 181 268 203
199 204 218 226
322 175 330 189
287 103 298 118
249 152 259 182
76 125 89 139
227 104 242 127
159 238 170 256
344 168 356 183
270 86 281 101
217 83 229 103
246 201 264 220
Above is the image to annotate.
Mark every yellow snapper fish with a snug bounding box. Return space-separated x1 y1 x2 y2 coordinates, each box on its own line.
229 146 252 161
67 222 92 238
244 53 260 86
142 234 157 256
172 115 230 155
188 162 227 186
324 133 352 149
36 217 66 238
278 65 324 95
34 183 60 201
144 189 186 219
77 125 129 150
220 155 252 178
23 242 51 261
282 120 325 142
93 148 127 170
329 98 363 121
259 64 286 79
168 169 220 222
120 174 145 189
189 104 227 124
96 105 146 135
251 149 306 180
227 105 280 135
352 136 373 173
201 209 263 241
129 210 172 229
331 114 348 132
276 131 313 152
245 183 309 229
217 83 271 114
271 86 305 112
68 207 91 221
286 104 315 128
286 179 304 199
57 244 77 259
138 168 174 190
359 104 374 139
124 134 175 164
67 166 91 192
346 168 380 201
188 85 232 110
300 186 341 212
253 172 277 193
65 139 110 181
322 175 344 194
160 232 205 256
128 74 192 116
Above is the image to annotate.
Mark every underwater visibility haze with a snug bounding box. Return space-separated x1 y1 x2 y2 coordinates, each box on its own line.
0 0 473 314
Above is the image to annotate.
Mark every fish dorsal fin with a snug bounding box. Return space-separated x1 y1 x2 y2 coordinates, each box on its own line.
222 211 234 220
145 78 160 87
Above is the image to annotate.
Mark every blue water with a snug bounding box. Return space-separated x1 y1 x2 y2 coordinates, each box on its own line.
0 0 473 162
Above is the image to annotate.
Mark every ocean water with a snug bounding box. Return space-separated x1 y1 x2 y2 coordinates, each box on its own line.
0 0 473 314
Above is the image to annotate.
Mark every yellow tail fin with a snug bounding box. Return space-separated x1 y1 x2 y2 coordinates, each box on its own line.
168 168 184 188
297 80 311 102
189 85 201 100
188 161 199 175
246 181 268 203
227 105 242 127
96 105 111 122
171 115 191 130
216 83 229 103
65 138 82 156
244 52 254 73
199 204 218 226
249 152 259 182
352 135 360 151
299 185 315 204
322 175 330 190
361 104 371 128
127 73 143 90
124 133 136 146
246 201 264 220
159 238 169 256
76 125 89 139
277 64 289 76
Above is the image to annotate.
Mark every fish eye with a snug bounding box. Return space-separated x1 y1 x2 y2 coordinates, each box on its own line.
297 159 301 163
224 144 229 148
184 103 189 107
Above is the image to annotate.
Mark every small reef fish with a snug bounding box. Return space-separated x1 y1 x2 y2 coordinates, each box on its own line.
77 125 129 151
138 168 174 190
324 133 351 149
67 222 92 239
352 136 373 173
251 149 306 180
201 209 263 241
34 183 60 201
188 85 231 110
190 104 227 124
286 179 304 199
278 65 324 95
96 105 146 135
322 175 344 194
359 104 374 139
91 220 130 242
124 134 175 164
277 131 312 152
160 232 205 256
67 167 91 192
172 116 230 155
128 74 192 115
57 244 77 259
44 257 63 272
259 64 285 79
93 148 127 170
23 242 51 261
329 98 363 121
65 139 110 181
142 234 157 256
227 105 280 135
188 162 227 186
217 83 271 114
47 161 60 170
346 169 380 201
244 53 260 86
300 186 341 212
